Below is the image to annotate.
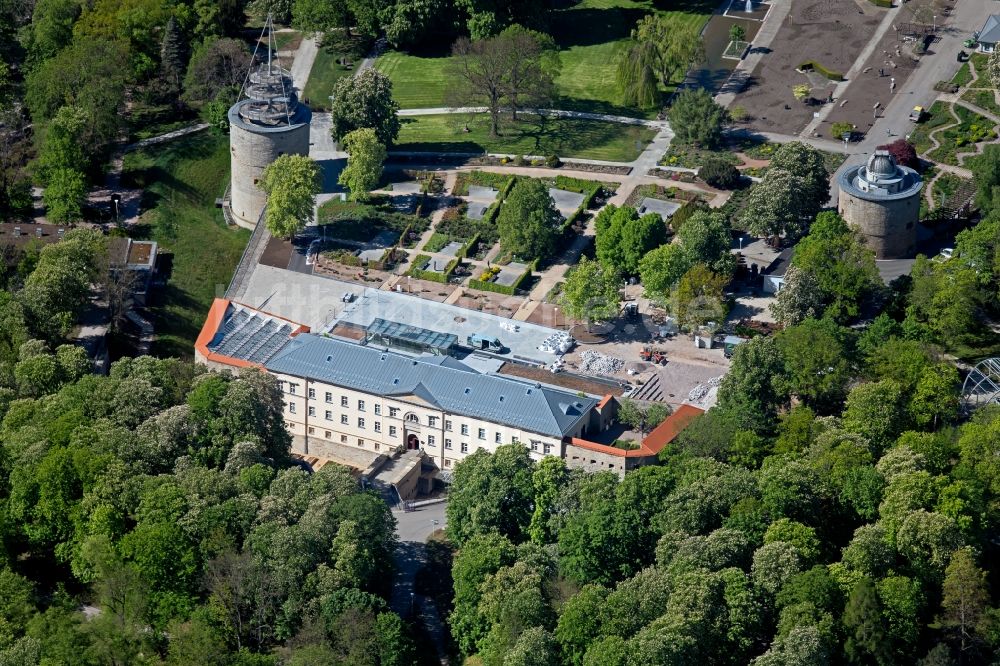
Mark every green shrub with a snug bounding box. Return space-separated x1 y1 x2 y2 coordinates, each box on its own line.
698 157 741 189
798 61 844 81
830 122 854 140
869 0 892 7
546 154 561 168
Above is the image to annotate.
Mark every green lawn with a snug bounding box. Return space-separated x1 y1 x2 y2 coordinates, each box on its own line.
121 133 250 358
374 0 713 117
303 41 360 111
394 113 655 161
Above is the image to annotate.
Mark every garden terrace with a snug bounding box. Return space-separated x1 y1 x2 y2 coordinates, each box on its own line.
316 196 430 247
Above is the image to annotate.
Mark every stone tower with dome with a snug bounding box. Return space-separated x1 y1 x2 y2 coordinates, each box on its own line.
836 150 923 259
227 16 311 230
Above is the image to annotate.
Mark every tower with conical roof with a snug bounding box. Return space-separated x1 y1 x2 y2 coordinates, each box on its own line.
837 150 922 259
228 15 312 230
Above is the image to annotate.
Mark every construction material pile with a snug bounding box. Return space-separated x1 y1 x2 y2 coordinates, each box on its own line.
580 350 625 375
688 376 723 402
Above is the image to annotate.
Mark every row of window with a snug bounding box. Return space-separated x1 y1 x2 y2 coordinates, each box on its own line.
306 427 378 450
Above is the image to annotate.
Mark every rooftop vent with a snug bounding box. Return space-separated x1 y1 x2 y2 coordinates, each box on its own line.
325 355 333 362
464 387 471 394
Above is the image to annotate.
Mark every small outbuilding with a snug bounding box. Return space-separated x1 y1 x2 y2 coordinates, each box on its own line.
976 15 1000 52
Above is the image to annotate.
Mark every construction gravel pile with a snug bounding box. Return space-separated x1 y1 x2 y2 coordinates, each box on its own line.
688 376 723 402
579 350 625 376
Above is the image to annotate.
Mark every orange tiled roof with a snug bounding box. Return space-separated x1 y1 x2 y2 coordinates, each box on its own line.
566 404 704 459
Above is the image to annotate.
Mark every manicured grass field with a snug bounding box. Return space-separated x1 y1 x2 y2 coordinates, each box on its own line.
374 0 713 117
393 113 656 161
303 42 360 110
121 133 250 358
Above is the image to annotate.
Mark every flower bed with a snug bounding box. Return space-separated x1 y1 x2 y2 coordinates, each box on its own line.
660 146 739 169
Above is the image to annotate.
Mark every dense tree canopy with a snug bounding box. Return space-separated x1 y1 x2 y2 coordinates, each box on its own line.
329 69 401 146
496 178 560 261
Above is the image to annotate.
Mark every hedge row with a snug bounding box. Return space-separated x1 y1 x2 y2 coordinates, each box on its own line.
799 61 844 81
869 0 891 7
457 233 480 259
561 182 605 231
406 254 454 283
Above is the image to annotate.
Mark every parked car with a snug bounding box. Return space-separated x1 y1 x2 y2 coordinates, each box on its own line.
909 106 925 122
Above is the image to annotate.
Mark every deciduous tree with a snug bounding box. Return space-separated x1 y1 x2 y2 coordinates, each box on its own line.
338 128 386 202
669 88 727 149
329 69 400 146
260 154 321 238
497 178 560 261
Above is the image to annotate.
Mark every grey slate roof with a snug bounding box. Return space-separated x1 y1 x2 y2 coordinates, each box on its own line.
265 334 598 437
980 15 1000 44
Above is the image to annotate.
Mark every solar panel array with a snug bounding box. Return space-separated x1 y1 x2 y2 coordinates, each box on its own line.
208 305 295 365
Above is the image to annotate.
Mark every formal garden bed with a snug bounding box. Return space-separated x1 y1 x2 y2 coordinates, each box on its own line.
625 183 707 208
926 105 996 166
381 169 446 194
660 146 739 169
910 102 955 155
316 196 430 247
452 170 515 197
961 90 1000 117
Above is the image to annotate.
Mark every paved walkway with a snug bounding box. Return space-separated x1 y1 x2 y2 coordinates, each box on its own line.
123 123 209 153
289 35 319 93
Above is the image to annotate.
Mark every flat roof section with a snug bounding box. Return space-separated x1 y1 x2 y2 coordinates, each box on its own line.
237 265 566 366
366 317 458 354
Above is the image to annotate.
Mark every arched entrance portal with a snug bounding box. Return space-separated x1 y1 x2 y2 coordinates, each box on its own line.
406 433 420 450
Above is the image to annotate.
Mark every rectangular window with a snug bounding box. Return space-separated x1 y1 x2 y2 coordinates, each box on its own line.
461 442 469 453
375 442 380 451
389 426 397 437
288 384 297 395
341 396 348 407
445 419 453 431
444 439 452 450
325 392 333 403
512 436 520 444
358 439 364 447
308 406 316 417
374 422 381 433
477 428 485 440
358 400 365 411
495 432 502 443
341 434 348 443
288 403 296 414
341 414 348 424
530 440 539 452
325 410 332 421
308 388 315 399
427 435 436 446
460 424 469 436
308 426 315 434
374 404 381 415
445 459 452 468
428 416 438 427
389 407 399 417
324 430 331 439
544 443 552 455
358 418 365 429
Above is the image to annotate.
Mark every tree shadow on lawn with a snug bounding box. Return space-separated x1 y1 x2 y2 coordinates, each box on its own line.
149 284 208 359
550 7 649 48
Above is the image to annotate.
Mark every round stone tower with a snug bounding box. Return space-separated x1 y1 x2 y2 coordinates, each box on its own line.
837 150 922 259
228 39 311 230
